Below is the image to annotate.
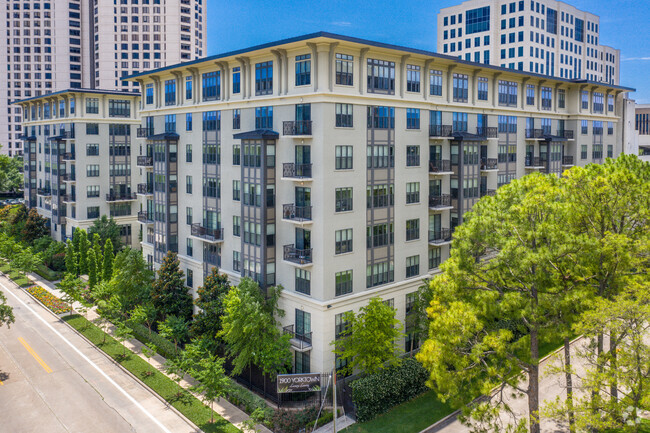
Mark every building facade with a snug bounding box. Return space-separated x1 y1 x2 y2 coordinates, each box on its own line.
125 32 631 375
16 89 142 248
1 0 206 157
634 103 650 158
437 0 620 85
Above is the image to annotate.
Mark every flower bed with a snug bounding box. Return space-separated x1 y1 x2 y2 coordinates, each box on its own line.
26 285 70 314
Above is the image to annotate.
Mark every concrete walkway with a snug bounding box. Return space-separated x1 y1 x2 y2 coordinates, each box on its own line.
25 272 272 433
312 415 355 433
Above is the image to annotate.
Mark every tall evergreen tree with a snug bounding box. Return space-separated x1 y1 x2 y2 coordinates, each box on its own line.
151 251 193 321
89 215 122 252
87 248 98 289
65 239 77 276
191 267 230 344
102 238 114 281
22 208 49 244
77 229 89 275
92 233 103 281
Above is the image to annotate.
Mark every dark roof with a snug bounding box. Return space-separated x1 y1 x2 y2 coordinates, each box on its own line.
542 135 569 142
12 88 140 105
124 31 635 92
233 129 279 140
148 132 180 140
450 131 486 142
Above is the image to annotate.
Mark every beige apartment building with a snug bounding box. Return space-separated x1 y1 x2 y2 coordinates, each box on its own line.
437 0 619 84
1 0 206 157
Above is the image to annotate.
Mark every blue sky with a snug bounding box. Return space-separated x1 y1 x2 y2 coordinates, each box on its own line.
206 0 650 102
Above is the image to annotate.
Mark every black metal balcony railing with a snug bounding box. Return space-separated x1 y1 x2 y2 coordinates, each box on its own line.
282 204 312 221
429 124 453 137
283 163 312 179
558 130 574 139
283 244 313 265
62 152 75 161
476 126 498 138
191 223 224 242
429 159 452 173
37 188 51 196
525 156 542 167
283 120 312 136
481 189 497 197
106 192 137 202
137 127 153 138
480 158 498 170
525 129 544 139
61 173 76 181
62 194 76 202
429 194 452 208
429 228 452 244
282 325 313 350
137 211 154 224
137 156 153 167
137 183 153 195
562 155 574 165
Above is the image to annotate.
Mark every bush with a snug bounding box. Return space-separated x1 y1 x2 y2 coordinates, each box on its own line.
35 263 62 281
225 382 271 415
271 406 320 433
126 320 178 360
350 357 429 423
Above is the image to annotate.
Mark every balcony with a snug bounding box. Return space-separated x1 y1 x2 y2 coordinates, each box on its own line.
480 158 498 171
481 189 497 197
136 156 153 167
429 228 453 245
283 244 313 266
476 127 498 139
61 173 76 182
429 125 452 138
558 130 574 139
55 215 67 225
283 120 312 136
282 325 312 351
61 130 75 139
525 156 544 168
562 156 574 166
137 183 153 195
106 192 137 202
428 194 452 209
282 163 312 180
525 129 544 139
62 194 76 203
37 188 51 196
61 152 76 161
137 211 154 224
137 127 153 138
428 160 452 174
190 223 224 243
282 204 312 223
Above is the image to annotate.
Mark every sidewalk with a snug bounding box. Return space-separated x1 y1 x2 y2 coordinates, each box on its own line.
26 272 272 433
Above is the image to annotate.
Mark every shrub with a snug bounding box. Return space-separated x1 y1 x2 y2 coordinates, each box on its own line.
35 263 62 281
225 382 271 416
271 406 320 433
126 320 178 359
350 357 429 422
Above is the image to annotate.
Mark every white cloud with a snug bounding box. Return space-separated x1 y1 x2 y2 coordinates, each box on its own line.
330 21 352 27
621 57 650 61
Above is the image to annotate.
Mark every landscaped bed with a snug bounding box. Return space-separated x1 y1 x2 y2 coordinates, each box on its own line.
25 285 70 314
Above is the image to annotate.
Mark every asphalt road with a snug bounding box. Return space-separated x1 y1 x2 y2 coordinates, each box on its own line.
0 275 200 433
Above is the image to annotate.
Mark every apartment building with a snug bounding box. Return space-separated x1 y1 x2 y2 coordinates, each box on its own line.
1 0 206 157
15 89 141 248
635 103 650 157
437 0 620 85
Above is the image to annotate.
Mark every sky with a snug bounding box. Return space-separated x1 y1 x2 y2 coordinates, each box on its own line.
206 0 650 102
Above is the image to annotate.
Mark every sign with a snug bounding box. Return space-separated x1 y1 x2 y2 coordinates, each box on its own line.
277 373 321 393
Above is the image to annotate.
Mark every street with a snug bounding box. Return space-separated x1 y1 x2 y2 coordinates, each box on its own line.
0 275 199 433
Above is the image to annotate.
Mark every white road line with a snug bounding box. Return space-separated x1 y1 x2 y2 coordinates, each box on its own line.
1 281 173 433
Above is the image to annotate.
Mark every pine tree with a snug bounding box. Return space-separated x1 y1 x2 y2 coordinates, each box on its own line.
78 230 89 275
102 238 114 281
191 266 230 343
151 251 193 321
92 233 103 281
65 239 77 276
87 248 97 289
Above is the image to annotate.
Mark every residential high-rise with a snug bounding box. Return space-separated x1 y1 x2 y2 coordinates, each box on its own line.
437 0 619 85
0 0 206 157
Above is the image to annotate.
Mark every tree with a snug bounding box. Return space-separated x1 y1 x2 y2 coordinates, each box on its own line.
190 266 230 345
151 251 192 321
77 229 89 275
158 315 189 353
11 244 42 275
65 240 77 276
219 278 291 381
332 297 404 376
58 274 84 316
22 208 49 244
0 154 23 193
130 303 157 337
108 248 154 313
188 348 230 424
87 248 98 289
417 174 572 433
0 291 15 328
92 233 103 281
102 238 114 281
89 215 122 252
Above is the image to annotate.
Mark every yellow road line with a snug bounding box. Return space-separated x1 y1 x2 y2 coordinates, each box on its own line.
18 337 52 373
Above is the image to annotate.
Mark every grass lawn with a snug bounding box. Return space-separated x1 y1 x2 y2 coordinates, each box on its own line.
62 314 240 433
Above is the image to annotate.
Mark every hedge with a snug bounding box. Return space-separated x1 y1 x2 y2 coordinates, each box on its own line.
35 263 62 282
224 381 271 415
126 320 178 360
350 357 429 423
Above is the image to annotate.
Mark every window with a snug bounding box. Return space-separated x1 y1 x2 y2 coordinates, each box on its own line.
558 89 566 108
335 229 353 254
593 92 604 113
498 80 518 106
109 100 130 117
429 248 441 269
86 123 99 135
233 144 241 165
232 109 241 130
406 108 420 129
608 95 614 112
406 145 420 167
255 61 273 95
86 143 99 156
186 144 192 162
477 77 488 101
232 67 241 94
453 73 468 102
186 207 192 225
406 65 420 92
581 144 588 159
86 164 99 177
453 112 468 132
466 6 490 34
406 255 419 278
202 71 220 101
87 206 99 219
86 98 98 114
581 91 589 109
295 54 311 86
186 176 192 194
186 239 193 257
335 53 353 86
335 103 353 128
145 84 153 104
186 112 192 131
233 251 241 272
185 76 192 99
255 106 273 129
335 187 353 212
366 260 394 288
581 120 588 135
165 79 176 105
406 219 420 241
593 144 603 160
295 269 310 295
607 145 613 158
608 121 614 135
526 84 535 105
335 145 353 170
233 215 241 236
406 182 420 204
367 223 394 247
86 185 99 198
541 87 552 110
335 270 353 296
429 70 442 96
367 58 395 94
165 114 176 133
